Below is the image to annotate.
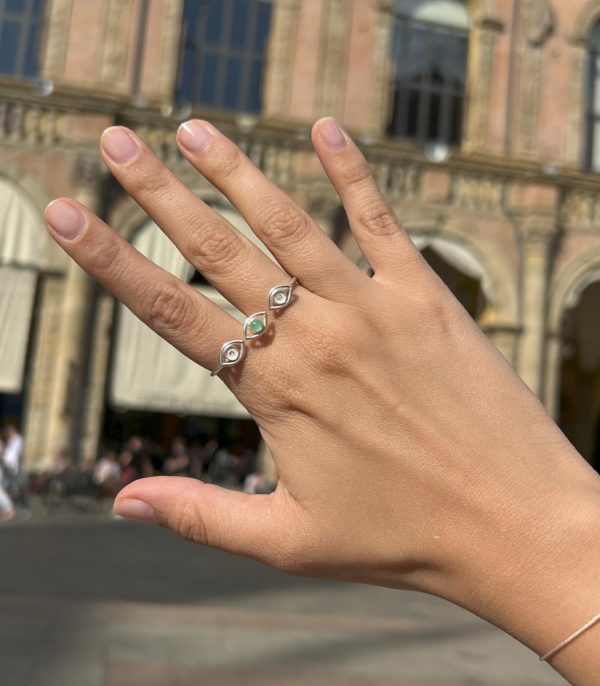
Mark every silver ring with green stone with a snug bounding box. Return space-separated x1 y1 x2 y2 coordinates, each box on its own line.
210 276 297 376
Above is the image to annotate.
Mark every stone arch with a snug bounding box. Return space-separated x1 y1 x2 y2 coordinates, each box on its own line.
570 0 600 45
548 247 600 462
402 212 518 324
549 247 600 333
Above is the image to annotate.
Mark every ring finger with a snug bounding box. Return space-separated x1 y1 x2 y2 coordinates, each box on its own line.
100 126 290 315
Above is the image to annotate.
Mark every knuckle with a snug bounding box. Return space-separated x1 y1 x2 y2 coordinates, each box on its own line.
217 147 244 182
147 283 194 332
186 224 244 271
356 200 399 237
170 501 210 546
86 236 122 274
338 158 372 189
127 166 172 198
257 202 312 243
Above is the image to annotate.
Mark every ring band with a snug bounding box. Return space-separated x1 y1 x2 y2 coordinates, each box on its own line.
210 276 298 376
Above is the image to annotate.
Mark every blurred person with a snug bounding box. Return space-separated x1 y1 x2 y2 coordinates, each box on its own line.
163 436 190 477
127 435 154 478
119 449 138 489
0 435 14 522
93 449 121 497
1 424 27 508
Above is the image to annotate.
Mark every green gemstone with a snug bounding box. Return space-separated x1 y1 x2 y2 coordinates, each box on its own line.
249 318 265 335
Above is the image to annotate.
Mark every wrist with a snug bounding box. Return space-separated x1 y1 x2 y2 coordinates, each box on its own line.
443 477 600 683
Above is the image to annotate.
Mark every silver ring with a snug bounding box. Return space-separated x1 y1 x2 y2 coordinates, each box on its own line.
210 277 298 376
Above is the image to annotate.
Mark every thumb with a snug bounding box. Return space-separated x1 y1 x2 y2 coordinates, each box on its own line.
113 476 285 563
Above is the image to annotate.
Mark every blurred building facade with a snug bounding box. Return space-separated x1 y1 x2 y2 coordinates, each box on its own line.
1 0 600 470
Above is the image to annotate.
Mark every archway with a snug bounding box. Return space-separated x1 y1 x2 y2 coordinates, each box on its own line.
558 279 600 470
411 235 492 321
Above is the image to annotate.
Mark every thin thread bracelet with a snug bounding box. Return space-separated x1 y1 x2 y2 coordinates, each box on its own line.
539 612 600 662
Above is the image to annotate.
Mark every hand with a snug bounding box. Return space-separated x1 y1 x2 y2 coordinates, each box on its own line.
44 117 600 683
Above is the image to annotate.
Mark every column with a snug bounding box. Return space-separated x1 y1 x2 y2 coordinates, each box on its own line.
43 153 104 464
516 213 557 398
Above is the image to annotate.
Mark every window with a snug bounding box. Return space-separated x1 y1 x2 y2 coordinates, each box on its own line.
585 23 600 171
0 0 45 81
176 0 273 114
387 0 469 147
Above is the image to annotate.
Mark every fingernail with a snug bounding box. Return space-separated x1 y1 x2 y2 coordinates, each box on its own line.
178 120 213 153
319 117 346 149
45 200 86 240
101 126 140 164
113 498 155 522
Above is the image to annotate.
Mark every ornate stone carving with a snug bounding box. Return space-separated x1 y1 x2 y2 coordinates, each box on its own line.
263 0 301 118
561 190 600 231
100 0 134 87
42 0 73 79
452 174 504 214
317 0 352 117
157 0 184 101
522 0 554 46
369 2 394 134
464 24 497 153
513 1 554 156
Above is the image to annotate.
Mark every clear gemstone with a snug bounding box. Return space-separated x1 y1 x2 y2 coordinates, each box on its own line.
226 347 240 361
274 291 286 305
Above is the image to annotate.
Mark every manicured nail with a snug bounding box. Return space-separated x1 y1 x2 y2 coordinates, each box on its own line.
113 498 155 522
45 200 86 240
101 126 140 164
178 120 213 153
319 117 346 149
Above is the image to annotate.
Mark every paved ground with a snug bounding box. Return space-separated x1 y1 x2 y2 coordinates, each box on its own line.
0 514 566 686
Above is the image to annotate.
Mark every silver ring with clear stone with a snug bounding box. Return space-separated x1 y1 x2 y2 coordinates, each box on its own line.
210 277 298 376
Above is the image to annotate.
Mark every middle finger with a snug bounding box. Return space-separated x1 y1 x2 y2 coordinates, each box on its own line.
100 126 288 315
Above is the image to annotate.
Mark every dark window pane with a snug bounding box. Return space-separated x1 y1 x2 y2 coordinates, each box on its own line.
200 52 219 105
224 57 242 109
6 0 26 15
178 45 195 99
247 58 263 112
0 21 21 75
230 0 249 49
387 14 467 146
206 0 224 46
33 0 45 17
177 0 272 112
255 1 271 51
24 21 40 77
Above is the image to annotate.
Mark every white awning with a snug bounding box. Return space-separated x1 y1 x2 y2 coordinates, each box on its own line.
0 268 37 393
0 179 46 268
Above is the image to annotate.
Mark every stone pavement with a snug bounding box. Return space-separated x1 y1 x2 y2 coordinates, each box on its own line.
0 516 567 686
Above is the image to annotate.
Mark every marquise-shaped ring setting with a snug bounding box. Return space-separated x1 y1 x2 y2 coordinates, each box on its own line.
210 339 245 376
268 276 297 311
244 311 269 340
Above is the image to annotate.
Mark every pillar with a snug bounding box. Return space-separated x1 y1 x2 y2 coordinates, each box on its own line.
43 153 104 465
515 212 557 398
